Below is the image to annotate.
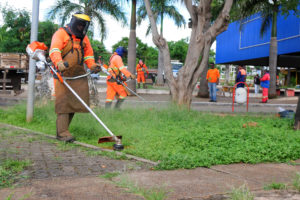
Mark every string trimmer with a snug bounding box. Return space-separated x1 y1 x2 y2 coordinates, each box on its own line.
26 41 124 150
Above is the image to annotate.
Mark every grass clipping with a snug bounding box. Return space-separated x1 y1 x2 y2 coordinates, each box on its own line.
0 102 299 170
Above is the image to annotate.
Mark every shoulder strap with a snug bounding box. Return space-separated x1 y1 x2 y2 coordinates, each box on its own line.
62 27 84 65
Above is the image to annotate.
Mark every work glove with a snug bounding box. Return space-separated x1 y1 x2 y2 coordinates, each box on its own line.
90 64 102 73
130 74 136 79
57 61 67 72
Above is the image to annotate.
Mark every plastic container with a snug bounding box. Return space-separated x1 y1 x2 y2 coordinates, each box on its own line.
285 89 295 97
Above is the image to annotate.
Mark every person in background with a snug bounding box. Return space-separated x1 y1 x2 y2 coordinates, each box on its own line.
254 74 260 94
260 70 270 103
49 13 101 142
105 47 136 109
206 63 220 102
236 65 246 88
136 59 149 89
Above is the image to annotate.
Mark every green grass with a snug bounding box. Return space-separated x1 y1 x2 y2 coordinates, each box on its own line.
100 172 121 180
114 176 169 200
1 101 300 169
263 182 287 190
292 172 300 192
0 159 31 188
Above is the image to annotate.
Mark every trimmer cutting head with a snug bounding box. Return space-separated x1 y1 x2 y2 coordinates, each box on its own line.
98 135 124 151
113 143 124 151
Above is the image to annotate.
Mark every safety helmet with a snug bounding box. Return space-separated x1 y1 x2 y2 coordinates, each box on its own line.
69 12 91 39
115 46 127 57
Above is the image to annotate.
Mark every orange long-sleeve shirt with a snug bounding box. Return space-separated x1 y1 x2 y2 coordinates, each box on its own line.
49 27 95 69
107 53 131 79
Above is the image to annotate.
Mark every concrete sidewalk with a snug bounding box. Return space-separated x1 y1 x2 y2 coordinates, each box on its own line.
1 123 300 200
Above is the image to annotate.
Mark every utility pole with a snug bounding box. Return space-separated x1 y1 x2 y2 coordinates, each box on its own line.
26 0 40 122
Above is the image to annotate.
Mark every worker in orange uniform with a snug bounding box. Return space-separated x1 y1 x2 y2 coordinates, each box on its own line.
206 63 220 102
105 46 136 109
136 59 149 89
49 13 101 142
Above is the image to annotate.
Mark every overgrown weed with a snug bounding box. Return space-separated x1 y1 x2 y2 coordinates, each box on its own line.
229 184 254 200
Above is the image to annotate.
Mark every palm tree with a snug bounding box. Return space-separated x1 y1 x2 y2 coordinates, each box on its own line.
234 0 298 98
127 0 138 91
47 0 127 41
137 0 185 86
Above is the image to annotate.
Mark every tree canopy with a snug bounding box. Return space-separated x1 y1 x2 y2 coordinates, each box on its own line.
0 6 31 53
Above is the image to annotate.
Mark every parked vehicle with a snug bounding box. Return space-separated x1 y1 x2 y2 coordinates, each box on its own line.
171 60 183 77
0 53 29 95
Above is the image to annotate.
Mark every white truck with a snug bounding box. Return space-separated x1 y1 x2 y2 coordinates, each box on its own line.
0 53 29 95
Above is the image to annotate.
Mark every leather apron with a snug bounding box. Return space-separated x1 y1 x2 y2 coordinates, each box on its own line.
55 40 89 114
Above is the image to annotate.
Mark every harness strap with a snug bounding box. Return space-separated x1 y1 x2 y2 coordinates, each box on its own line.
62 27 84 65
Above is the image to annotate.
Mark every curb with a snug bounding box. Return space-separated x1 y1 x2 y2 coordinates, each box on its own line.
96 99 297 108
0 123 158 166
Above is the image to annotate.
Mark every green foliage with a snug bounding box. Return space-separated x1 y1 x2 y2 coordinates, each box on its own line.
0 159 31 188
146 47 158 69
90 39 111 64
168 39 188 63
1 102 300 170
112 37 159 68
38 21 59 48
99 172 120 180
47 0 127 41
0 5 60 53
0 6 31 52
229 184 254 200
263 182 287 190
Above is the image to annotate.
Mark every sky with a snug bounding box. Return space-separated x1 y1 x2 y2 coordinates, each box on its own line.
0 0 215 52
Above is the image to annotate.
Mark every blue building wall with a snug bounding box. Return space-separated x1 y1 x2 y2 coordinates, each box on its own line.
216 9 300 65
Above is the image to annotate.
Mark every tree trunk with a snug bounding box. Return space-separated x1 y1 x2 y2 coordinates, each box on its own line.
294 97 300 130
269 37 277 98
156 13 165 86
127 0 137 92
143 0 233 107
156 50 165 85
225 64 230 85
287 67 291 86
197 64 209 98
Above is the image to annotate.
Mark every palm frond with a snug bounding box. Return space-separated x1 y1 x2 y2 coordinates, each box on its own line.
164 5 186 27
91 11 106 41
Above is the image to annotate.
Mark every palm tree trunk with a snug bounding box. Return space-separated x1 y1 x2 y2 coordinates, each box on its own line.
268 11 278 98
127 0 137 92
156 11 165 86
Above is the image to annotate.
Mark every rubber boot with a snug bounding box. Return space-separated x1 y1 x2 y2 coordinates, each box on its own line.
137 83 140 89
142 83 147 89
105 102 112 109
115 99 125 110
56 113 75 142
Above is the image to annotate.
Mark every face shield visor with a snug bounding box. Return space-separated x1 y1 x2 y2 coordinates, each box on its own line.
69 14 90 39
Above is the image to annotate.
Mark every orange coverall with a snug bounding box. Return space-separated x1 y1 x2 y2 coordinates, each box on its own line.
106 53 131 102
136 63 149 83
